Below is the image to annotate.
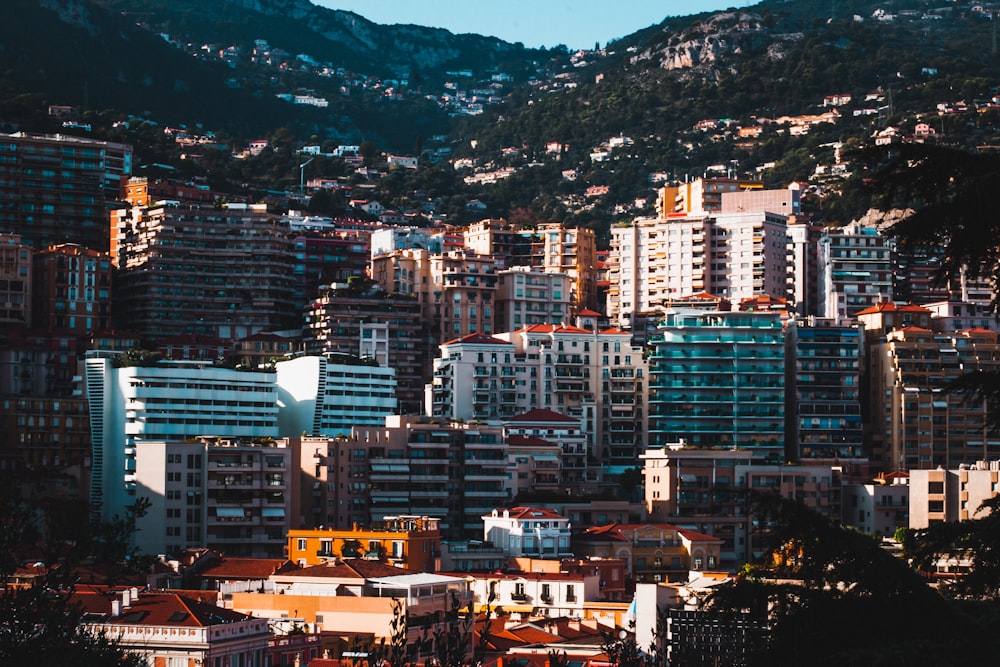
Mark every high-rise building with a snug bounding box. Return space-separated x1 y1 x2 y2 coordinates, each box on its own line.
494 266 572 332
817 221 894 320
431 322 647 484
370 246 498 343
0 234 31 328
275 355 398 437
135 436 294 557
318 416 508 539
113 202 298 342
647 308 785 457
909 461 1000 528
84 354 280 523
530 223 598 311
865 326 1000 472
31 243 112 334
785 318 864 460
0 132 132 250
609 211 790 329
304 282 425 414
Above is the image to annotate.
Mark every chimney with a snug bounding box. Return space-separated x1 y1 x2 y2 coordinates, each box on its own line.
121 588 131 609
111 599 121 617
130 586 140 601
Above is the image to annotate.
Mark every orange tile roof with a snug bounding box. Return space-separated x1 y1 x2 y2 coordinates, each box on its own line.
855 301 931 316
199 558 297 580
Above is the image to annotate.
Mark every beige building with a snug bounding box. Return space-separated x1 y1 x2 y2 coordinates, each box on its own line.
910 461 1000 529
231 562 471 655
495 266 571 332
864 326 1000 472
642 446 843 567
370 246 497 343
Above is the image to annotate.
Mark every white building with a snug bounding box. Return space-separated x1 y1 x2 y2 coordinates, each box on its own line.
77 587 271 667
843 473 909 538
462 570 596 618
84 353 279 523
429 324 646 481
275 355 397 437
482 506 573 558
817 221 893 320
609 210 790 328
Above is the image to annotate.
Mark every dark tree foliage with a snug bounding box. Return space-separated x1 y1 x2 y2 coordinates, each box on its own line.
907 494 1000 601
0 478 146 666
704 493 1000 666
864 143 1000 425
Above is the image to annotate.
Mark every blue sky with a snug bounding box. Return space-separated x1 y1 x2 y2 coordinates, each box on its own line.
314 1 754 51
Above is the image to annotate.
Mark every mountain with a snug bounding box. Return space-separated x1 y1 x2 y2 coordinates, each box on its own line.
3 0 1000 232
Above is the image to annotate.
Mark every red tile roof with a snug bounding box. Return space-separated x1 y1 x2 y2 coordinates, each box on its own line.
505 409 577 423
199 558 297 580
442 332 512 346
855 301 931 316
518 324 592 334
494 506 568 521
72 586 251 627
279 559 412 580
576 309 604 317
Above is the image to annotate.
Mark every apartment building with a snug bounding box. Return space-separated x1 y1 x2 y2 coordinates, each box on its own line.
641 446 844 567
76 587 270 667
495 266 571 332
370 246 498 343
817 221 894 320
482 506 573 558
431 323 647 482
843 472 909 537
910 461 1000 528
275 354 398 437
314 417 509 539
287 515 442 570
84 353 280 524
462 220 598 311
573 522 722 583
135 437 294 558
0 132 132 250
785 318 864 460
866 326 1000 472
31 243 112 334
0 233 30 327
608 210 790 328
647 308 785 456
503 409 588 492
113 202 298 342
303 282 426 415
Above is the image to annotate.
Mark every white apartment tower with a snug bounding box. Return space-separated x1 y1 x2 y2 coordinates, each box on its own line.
609 211 790 328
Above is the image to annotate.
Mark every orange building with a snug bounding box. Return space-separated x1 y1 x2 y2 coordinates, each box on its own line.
287 515 441 571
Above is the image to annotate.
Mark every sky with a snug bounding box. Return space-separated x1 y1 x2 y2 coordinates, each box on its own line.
314 1 754 52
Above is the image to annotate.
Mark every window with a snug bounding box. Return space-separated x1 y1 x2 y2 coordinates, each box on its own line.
297 538 307 551
565 585 576 602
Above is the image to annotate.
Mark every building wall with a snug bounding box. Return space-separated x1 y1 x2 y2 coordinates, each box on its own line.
84 355 279 522
648 309 785 455
287 517 441 570
275 355 397 437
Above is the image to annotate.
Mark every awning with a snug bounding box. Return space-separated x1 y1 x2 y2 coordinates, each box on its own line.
262 508 285 518
216 508 245 518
